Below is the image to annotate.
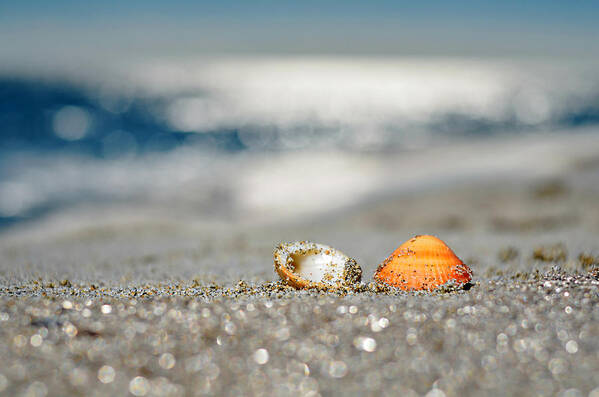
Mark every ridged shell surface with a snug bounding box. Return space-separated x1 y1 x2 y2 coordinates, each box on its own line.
274 241 362 290
374 235 472 291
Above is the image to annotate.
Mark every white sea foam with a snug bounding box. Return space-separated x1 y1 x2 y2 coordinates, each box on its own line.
4 55 599 148
117 57 599 147
1 129 598 222
1 56 599 222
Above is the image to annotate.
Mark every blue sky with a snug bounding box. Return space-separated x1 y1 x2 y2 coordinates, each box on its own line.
1 1 598 58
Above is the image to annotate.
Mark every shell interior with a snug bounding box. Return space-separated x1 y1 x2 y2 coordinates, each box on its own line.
274 241 361 288
290 248 346 284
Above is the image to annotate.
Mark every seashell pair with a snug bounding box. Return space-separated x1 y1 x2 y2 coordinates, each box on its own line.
274 235 472 291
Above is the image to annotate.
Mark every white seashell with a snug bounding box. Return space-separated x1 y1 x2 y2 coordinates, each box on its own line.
274 241 362 289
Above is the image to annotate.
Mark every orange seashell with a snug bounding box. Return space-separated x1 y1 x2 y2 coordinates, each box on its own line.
374 235 472 291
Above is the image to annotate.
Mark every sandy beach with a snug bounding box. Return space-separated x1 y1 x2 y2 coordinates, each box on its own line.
1 132 599 396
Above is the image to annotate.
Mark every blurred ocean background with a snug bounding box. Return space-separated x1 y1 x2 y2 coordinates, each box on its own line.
1 1 599 230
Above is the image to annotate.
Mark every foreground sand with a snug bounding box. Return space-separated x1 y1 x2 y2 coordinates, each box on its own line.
1 159 599 396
